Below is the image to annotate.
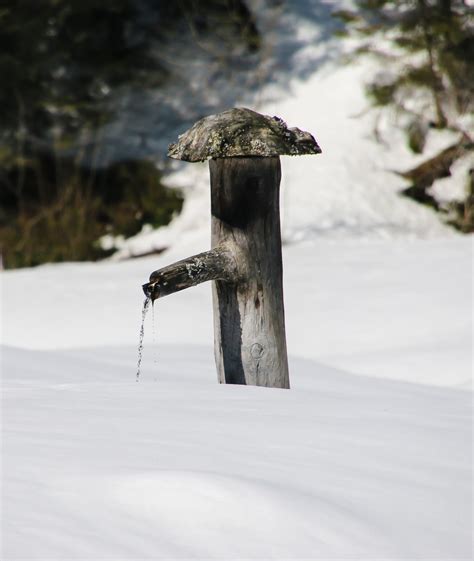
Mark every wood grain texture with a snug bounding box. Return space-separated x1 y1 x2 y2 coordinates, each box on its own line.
210 157 290 389
143 246 238 301
168 107 321 162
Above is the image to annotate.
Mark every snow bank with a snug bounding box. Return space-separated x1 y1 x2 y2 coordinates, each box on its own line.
2 342 471 558
2 236 471 559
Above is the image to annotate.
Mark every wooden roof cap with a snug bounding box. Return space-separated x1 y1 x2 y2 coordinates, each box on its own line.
168 107 322 162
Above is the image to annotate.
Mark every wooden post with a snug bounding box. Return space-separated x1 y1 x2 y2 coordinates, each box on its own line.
144 108 321 389
210 157 288 387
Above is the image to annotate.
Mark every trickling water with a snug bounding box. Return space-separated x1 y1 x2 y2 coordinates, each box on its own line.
152 301 158 366
136 296 151 381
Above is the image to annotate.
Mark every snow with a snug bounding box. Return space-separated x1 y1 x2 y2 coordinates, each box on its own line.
2 343 471 559
1 237 472 558
2 2 473 557
2 237 471 388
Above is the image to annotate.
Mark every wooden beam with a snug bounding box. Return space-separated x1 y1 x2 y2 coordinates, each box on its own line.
210 156 290 389
143 245 239 300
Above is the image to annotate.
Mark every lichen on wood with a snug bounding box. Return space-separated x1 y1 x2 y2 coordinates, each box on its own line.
143 245 239 301
168 107 322 162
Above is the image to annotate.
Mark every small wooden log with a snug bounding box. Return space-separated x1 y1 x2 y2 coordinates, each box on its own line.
210 156 289 388
143 246 238 300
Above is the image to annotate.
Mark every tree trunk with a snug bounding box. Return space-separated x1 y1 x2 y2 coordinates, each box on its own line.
418 0 448 128
210 157 290 389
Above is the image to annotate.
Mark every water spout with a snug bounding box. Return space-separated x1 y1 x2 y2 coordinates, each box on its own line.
142 281 159 300
142 245 239 301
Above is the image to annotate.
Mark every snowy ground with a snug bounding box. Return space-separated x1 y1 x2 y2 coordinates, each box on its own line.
1 237 472 559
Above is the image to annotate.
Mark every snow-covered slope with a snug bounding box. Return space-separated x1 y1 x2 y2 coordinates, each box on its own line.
112 48 464 259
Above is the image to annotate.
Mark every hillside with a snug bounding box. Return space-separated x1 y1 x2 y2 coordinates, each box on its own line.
111 1 472 260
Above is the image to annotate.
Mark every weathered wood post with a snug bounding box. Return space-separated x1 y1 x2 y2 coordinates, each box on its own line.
143 108 321 388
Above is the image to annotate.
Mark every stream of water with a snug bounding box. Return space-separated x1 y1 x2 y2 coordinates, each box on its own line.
136 296 151 381
152 300 158 367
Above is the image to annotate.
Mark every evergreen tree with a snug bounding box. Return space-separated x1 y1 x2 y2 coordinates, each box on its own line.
335 0 473 138
334 0 474 232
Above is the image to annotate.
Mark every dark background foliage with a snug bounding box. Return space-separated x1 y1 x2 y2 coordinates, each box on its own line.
0 0 261 268
1 0 472 269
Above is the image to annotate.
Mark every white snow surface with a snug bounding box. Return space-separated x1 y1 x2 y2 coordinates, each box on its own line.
1 237 472 559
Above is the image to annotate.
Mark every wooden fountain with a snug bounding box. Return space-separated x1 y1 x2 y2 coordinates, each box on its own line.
143 108 321 389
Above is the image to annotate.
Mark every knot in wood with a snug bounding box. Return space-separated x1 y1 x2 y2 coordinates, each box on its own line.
250 343 264 359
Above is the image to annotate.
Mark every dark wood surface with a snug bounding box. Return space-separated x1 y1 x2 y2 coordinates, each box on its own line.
144 246 238 300
210 157 290 389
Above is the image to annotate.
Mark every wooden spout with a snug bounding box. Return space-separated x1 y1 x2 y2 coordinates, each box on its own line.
144 246 239 301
